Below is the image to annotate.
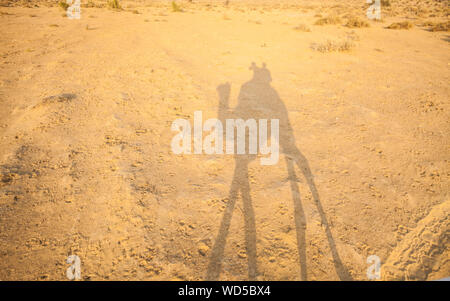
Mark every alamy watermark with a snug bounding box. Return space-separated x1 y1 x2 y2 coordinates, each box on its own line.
366 0 381 20
171 111 280 165
66 0 81 20
366 255 381 280
66 255 81 280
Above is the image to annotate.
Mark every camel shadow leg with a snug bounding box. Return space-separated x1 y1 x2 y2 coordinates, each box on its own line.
285 157 308 280
207 159 256 280
206 169 239 280
292 151 353 281
240 163 257 280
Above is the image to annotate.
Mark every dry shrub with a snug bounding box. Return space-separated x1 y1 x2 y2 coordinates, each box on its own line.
346 17 370 28
346 31 360 42
108 0 121 10
172 1 182 12
430 21 450 32
311 39 355 53
387 21 413 29
315 15 341 26
58 1 69 10
293 24 311 32
421 20 435 27
82 0 96 8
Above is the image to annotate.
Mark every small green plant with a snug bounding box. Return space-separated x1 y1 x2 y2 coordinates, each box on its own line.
58 1 69 11
108 0 121 10
171 1 182 12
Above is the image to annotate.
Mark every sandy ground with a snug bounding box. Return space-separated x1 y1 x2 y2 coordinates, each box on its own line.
0 0 449 281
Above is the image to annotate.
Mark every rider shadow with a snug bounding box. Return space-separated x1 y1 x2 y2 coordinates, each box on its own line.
206 63 352 281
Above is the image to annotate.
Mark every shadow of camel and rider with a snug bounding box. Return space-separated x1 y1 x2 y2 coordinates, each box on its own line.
206 63 352 281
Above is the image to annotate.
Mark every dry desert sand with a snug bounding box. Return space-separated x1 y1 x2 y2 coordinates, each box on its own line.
0 0 449 280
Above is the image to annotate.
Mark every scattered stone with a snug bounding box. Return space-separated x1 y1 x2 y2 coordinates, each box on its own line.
198 243 209 256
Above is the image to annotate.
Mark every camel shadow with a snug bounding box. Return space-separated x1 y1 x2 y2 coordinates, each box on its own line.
206 63 352 281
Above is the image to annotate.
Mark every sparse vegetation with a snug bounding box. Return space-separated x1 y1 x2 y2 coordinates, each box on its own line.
346 17 370 28
58 1 69 11
83 0 96 8
311 39 355 53
381 0 391 7
172 1 182 12
293 24 311 32
315 15 341 26
421 20 435 27
346 31 360 42
108 0 121 10
430 21 450 32
387 21 413 30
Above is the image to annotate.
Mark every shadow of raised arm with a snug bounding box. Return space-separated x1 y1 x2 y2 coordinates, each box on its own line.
217 82 232 124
